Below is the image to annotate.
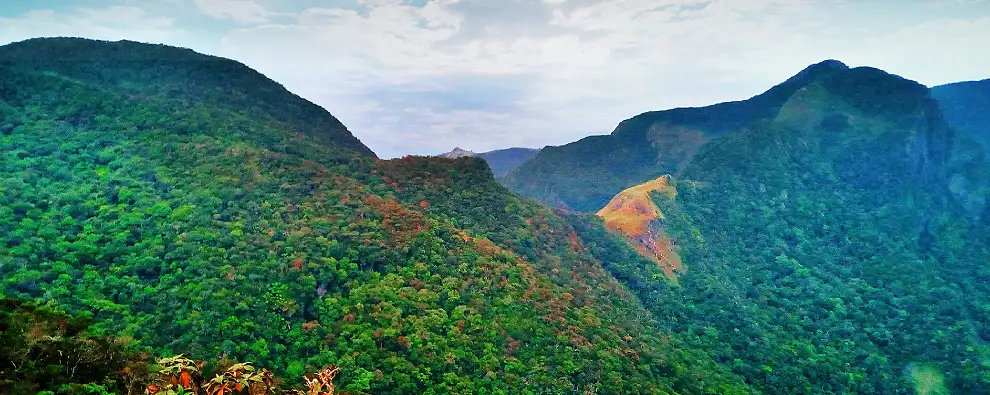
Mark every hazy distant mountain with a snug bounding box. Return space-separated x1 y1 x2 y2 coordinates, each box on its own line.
933 78 990 148
438 147 540 177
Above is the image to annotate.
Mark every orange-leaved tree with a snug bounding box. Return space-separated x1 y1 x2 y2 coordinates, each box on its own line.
296 366 340 395
155 354 201 394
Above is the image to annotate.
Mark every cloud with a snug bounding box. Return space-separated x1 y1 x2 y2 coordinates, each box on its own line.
194 0 272 24
838 17 990 85
214 0 841 157
0 6 182 45
3 0 990 158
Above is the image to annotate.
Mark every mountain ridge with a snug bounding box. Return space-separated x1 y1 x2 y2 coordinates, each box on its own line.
0 37 376 157
555 62 990 394
504 59 853 211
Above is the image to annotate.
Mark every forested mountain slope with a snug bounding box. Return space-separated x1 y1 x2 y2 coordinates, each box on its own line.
0 37 374 156
0 38 752 394
503 60 850 211
562 66 990 394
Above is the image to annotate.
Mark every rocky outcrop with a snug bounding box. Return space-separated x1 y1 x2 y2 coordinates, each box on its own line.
596 175 684 279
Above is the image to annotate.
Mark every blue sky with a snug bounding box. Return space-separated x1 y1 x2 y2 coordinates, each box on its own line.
2 0 989 158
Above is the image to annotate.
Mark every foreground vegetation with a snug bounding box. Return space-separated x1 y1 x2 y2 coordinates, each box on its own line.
1 299 344 395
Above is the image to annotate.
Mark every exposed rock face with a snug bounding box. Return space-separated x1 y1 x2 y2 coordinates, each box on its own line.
596 175 684 279
438 147 477 158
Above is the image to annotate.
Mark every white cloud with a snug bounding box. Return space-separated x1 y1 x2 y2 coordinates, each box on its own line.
3 0 990 158
0 6 182 45
213 0 844 157
837 17 990 85
194 0 271 24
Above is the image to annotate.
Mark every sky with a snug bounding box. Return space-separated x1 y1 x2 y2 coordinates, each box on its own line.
1 0 989 158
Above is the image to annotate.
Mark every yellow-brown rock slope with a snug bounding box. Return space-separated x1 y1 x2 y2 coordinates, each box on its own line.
596 175 684 279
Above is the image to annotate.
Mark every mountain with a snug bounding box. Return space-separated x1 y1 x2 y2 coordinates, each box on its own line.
7 37 990 395
437 147 540 177
478 148 541 178
504 60 850 211
933 78 990 148
932 79 990 216
0 37 375 157
437 147 476 158
541 64 990 394
0 38 751 394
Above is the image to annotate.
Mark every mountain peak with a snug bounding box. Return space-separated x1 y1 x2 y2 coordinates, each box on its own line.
811 59 849 69
0 37 377 157
438 147 477 158
781 59 850 86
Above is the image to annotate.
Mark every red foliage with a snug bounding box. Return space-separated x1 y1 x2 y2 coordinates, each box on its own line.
505 337 521 358
567 231 581 252
361 194 428 246
419 200 430 208
302 321 321 331
179 370 192 389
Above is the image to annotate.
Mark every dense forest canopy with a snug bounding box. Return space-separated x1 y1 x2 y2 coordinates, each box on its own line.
0 37 375 157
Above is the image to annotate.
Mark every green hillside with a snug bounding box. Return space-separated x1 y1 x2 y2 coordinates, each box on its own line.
0 37 375 157
6 36 990 395
560 66 990 394
0 38 750 394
